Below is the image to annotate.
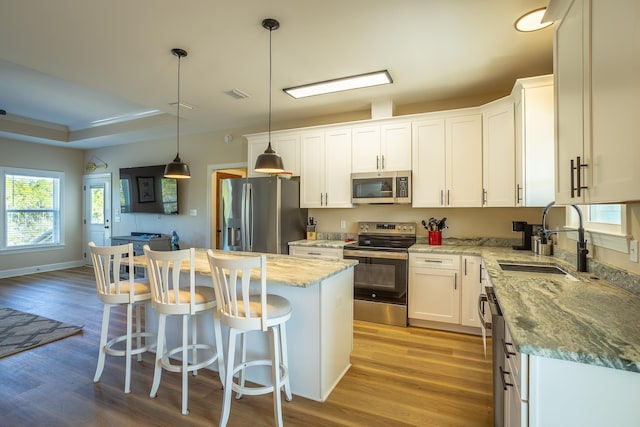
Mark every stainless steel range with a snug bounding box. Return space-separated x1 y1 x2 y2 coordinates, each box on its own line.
343 221 416 327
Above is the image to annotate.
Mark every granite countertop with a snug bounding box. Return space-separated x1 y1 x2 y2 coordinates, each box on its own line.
288 239 356 249
410 243 640 373
134 248 358 289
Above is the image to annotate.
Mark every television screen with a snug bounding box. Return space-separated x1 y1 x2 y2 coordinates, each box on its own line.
119 165 179 215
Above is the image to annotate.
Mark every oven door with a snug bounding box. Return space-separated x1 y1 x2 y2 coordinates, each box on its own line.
343 249 408 304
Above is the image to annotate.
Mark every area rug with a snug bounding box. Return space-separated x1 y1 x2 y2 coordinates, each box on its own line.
0 307 83 358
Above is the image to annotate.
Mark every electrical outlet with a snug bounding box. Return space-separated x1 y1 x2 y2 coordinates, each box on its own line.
630 240 639 262
340 220 346 229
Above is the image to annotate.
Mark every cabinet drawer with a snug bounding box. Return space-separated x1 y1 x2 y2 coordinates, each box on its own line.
410 253 460 270
289 246 343 260
505 325 529 401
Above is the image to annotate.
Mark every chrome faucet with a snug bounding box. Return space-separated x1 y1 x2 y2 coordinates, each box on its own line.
541 201 589 272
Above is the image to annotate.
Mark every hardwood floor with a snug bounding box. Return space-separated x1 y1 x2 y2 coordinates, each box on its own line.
0 267 492 426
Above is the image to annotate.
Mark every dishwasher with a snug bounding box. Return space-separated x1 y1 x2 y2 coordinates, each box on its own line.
486 286 505 427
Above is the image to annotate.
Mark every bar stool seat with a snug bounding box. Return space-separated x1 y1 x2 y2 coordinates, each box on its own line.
89 241 154 394
207 250 292 427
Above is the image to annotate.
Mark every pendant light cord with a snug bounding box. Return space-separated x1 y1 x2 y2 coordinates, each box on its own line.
268 25 273 145
176 53 181 157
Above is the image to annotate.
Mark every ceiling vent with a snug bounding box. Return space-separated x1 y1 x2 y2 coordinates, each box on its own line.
226 88 251 100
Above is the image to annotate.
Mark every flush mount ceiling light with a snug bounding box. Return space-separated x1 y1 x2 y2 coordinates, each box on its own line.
164 48 191 179
515 7 552 32
254 18 285 174
283 70 393 99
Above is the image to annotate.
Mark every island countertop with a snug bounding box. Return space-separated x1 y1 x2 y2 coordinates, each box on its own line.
134 248 357 288
409 243 640 374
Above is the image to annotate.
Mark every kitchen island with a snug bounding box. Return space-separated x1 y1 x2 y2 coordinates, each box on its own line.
134 248 357 402
410 242 640 426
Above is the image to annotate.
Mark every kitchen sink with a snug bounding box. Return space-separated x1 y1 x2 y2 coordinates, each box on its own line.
498 262 579 281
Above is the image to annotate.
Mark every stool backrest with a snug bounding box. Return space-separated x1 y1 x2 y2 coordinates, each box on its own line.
207 251 267 331
89 241 135 303
144 245 196 315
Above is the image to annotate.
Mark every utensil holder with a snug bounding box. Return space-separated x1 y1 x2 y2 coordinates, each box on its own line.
428 231 442 245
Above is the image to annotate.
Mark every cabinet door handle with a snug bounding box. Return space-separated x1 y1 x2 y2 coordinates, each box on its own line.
464 258 467 275
376 155 380 170
502 338 517 358
516 184 522 204
447 190 450 206
499 366 514 390
571 156 589 198
325 193 328 206
454 272 457 290
440 190 444 206
482 189 487 206
381 155 385 170
422 259 443 263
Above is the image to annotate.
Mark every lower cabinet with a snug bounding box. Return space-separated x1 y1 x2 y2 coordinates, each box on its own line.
409 253 482 330
460 255 482 327
288 245 343 260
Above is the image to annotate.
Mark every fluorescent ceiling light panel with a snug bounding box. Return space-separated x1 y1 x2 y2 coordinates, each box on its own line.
283 70 393 99
515 8 552 32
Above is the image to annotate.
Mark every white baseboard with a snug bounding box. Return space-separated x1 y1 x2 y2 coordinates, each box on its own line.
0 260 86 279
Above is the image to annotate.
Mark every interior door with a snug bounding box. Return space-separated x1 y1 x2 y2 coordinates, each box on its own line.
83 173 111 265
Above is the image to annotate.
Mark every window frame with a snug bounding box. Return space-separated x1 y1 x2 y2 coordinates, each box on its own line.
1 167 65 252
565 204 629 253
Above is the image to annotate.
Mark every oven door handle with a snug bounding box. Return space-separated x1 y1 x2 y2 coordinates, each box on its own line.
477 294 491 330
343 249 408 260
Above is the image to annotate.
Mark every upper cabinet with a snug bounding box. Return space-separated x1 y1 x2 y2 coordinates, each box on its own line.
247 132 301 177
512 75 555 207
551 0 640 203
482 97 515 207
412 111 483 207
351 122 412 173
300 128 353 208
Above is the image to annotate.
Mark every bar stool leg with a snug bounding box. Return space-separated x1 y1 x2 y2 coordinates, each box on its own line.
94 304 111 383
269 326 283 427
150 314 166 398
279 323 292 401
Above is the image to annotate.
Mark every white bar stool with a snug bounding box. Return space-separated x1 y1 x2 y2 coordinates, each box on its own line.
207 250 292 427
144 245 225 415
89 242 154 394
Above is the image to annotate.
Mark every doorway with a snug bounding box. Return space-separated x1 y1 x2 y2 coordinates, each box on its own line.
83 173 112 265
209 166 246 249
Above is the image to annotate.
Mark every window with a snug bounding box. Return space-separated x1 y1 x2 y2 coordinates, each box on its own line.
1 167 64 250
566 204 628 253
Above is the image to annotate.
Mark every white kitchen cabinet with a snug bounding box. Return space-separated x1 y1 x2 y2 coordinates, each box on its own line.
247 132 301 177
512 75 555 207
504 324 528 427
351 121 411 173
501 327 640 427
288 245 343 260
482 97 515 207
409 253 460 324
412 111 483 207
551 0 640 204
300 128 352 208
460 255 482 328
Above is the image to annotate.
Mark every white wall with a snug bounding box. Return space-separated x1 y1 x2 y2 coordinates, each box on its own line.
0 137 84 273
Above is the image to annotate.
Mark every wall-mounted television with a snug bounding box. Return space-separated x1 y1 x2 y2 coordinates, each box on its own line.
119 165 179 215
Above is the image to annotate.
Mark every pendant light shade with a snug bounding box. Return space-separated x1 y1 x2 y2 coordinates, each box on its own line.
164 48 191 179
254 18 285 174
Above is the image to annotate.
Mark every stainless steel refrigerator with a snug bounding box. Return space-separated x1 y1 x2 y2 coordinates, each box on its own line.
220 176 308 254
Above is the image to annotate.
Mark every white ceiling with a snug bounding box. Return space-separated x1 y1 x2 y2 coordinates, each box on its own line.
0 0 553 150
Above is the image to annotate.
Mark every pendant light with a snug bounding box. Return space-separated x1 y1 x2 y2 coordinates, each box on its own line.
254 18 285 174
164 48 191 179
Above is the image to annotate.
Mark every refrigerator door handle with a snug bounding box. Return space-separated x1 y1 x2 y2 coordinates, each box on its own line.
248 182 254 251
241 183 248 251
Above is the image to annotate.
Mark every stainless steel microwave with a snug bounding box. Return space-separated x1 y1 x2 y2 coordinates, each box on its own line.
351 171 412 204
